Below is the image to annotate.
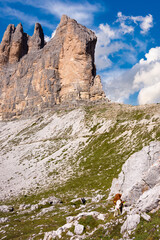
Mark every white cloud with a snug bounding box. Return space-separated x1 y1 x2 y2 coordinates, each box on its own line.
95 23 117 70
102 47 160 105
101 68 133 103
45 1 100 25
132 14 153 34
117 12 153 35
142 47 160 63
44 30 56 42
0 0 101 26
133 47 160 104
95 12 153 71
44 35 51 42
95 15 137 71
120 22 134 34
138 82 160 104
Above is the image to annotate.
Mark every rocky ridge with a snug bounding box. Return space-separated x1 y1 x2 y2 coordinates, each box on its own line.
0 15 105 120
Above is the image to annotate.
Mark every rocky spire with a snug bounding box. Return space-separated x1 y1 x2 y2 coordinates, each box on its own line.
28 23 44 52
0 22 45 65
0 24 15 65
9 23 27 63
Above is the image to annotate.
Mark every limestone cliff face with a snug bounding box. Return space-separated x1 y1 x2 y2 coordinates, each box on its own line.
0 15 105 119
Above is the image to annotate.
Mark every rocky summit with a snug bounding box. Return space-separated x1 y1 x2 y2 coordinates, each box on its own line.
0 15 105 120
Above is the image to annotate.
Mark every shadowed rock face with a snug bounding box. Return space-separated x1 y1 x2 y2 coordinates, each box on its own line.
0 15 105 119
0 24 16 65
9 23 28 63
28 23 44 52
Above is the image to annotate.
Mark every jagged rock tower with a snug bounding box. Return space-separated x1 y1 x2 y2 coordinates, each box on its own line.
0 15 105 119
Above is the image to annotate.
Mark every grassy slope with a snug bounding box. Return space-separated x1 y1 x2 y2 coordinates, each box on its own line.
0 102 160 239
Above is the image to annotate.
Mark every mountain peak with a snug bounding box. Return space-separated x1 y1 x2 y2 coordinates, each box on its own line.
0 16 106 120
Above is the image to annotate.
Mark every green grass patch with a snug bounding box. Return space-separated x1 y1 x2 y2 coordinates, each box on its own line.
79 215 99 231
133 209 160 240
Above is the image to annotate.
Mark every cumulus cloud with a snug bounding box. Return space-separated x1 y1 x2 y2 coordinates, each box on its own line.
132 14 153 34
102 47 160 105
138 82 160 105
95 23 116 70
133 47 160 104
101 68 133 103
44 30 56 42
117 12 153 35
95 12 152 71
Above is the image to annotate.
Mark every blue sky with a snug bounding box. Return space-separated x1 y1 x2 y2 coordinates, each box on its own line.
0 0 160 105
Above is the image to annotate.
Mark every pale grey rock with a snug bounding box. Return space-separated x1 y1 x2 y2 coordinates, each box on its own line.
97 213 105 220
141 212 151 221
0 217 8 223
135 183 160 212
0 205 13 212
31 204 39 211
109 141 160 205
74 223 84 235
92 194 105 202
109 141 160 236
67 230 74 236
121 214 140 233
39 196 61 205
30 196 60 213
43 231 55 240
61 223 73 231
19 204 31 210
43 223 73 240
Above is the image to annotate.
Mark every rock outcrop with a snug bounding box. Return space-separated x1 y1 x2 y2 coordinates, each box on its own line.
109 141 160 206
0 15 105 119
109 141 160 235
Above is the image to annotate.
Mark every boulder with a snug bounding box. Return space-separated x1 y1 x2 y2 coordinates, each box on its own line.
135 183 160 212
74 223 84 235
0 205 14 212
0 217 8 223
141 212 151 221
121 214 140 234
97 213 105 220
